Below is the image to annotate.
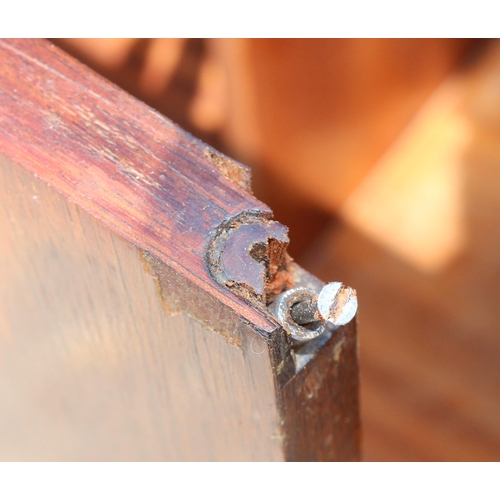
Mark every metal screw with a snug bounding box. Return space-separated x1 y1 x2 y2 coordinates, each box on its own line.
292 282 357 326
270 282 357 343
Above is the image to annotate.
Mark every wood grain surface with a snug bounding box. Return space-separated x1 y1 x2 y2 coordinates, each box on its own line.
0 39 360 461
0 156 283 460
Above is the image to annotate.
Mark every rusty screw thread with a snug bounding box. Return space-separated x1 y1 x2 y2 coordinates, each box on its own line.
290 299 322 325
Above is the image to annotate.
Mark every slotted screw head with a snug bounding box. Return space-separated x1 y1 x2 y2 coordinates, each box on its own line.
317 282 357 326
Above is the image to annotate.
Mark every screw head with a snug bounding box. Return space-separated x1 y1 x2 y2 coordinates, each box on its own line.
317 282 358 326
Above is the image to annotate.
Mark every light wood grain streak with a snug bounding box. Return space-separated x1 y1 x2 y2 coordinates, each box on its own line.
0 156 283 461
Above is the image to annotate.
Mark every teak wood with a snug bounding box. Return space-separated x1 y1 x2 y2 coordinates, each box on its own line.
0 39 360 461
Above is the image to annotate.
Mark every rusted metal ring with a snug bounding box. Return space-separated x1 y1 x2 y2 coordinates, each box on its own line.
272 287 326 343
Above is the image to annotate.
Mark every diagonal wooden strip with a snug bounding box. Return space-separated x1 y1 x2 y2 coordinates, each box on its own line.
0 38 277 332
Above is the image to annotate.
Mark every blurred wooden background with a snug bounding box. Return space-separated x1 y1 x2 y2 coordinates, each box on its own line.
53 38 500 461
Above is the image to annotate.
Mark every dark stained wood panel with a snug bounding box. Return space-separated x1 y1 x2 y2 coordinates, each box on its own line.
283 320 360 461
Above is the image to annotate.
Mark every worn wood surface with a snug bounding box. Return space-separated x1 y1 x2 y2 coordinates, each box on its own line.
0 156 282 460
0 39 360 461
283 320 360 461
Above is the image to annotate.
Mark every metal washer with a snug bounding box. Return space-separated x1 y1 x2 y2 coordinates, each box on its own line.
272 287 325 343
